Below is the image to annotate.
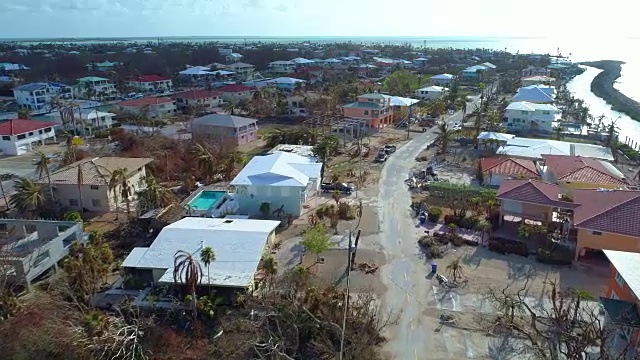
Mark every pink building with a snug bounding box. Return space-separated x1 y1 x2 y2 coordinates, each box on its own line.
342 93 394 129
191 114 258 147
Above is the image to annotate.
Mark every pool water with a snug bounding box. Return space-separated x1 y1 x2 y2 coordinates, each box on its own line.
188 191 226 210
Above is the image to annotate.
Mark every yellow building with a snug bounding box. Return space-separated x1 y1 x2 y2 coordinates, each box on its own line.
538 154 630 199
573 189 640 260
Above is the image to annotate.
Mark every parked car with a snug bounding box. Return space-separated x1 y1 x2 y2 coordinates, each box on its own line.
384 145 397 153
374 152 389 163
321 182 353 194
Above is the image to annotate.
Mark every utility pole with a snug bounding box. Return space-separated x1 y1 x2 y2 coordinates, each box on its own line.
406 104 412 140
339 231 353 360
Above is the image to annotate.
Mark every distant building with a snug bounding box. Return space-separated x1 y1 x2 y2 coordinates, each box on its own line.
125 75 173 93
521 66 551 77
43 109 116 135
269 60 297 73
12 82 74 112
173 90 223 111
0 119 57 156
429 73 455 86
224 62 256 81
85 61 122 72
191 114 258 147
342 93 394 129
36 157 153 213
0 62 29 71
0 218 84 290
415 86 447 100
521 76 556 87
504 101 560 133
511 85 556 104
217 84 256 102
116 97 177 118
75 76 118 100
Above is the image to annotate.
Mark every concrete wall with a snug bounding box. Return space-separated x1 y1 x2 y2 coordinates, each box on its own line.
235 185 305 217
576 229 640 260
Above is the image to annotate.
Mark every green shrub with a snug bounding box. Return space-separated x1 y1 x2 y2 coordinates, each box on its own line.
337 201 355 220
427 207 443 222
450 235 465 247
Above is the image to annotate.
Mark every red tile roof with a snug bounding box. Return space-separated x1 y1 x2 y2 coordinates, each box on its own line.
173 90 220 100
496 179 578 209
118 97 174 107
542 155 627 185
129 75 170 82
218 84 256 93
481 157 539 178
0 119 57 136
573 189 640 237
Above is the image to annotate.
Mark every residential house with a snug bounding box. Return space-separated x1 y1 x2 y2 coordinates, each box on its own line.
43 109 116 135
85 61 121 72
249 77 305 92
75 76 118 100
356 64 378 78
299 66 324 83
0 62 29 71
36 157 153 213
121 217 280 296
225 53 244 63
496 137 614 162
178 66 215 83
480 157 540 186
269 61 297 73
504 101 560 133
116 97 177 118
496 179 579 225
477 131 516 150
521 76 556 87
191 114 258 147
286 94 312 117
0 119 57 155
125 75 173 93
461 65 488 82
342 93 394 129
413 57 429 68
384 95 420 123
217 84 256 102
230 151 322 217
173 90 223 111
538 154 629 197
291 58 315 67
415 86 447 101
573 189 640 259
13 82 74 112
0 219 84 289
522 66 551 77
430 73 455 86
511 85 556 103
224 62 256 81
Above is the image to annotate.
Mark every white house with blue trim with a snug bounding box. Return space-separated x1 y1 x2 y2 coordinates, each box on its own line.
230 151 321 217
430 73 455 86
505 101 561 133
511 85 556 104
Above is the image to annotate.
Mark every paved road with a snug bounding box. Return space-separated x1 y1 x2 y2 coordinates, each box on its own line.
378 96 482 359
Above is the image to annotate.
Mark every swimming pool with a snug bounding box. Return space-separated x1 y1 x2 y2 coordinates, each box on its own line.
188 190 226 210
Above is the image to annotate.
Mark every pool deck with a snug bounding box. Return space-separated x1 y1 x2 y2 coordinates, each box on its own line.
181 185 230 209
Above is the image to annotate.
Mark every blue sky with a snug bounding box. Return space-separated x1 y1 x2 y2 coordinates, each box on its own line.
0 0 637 39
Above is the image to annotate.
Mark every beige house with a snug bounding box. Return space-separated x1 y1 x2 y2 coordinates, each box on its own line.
36 157 153 213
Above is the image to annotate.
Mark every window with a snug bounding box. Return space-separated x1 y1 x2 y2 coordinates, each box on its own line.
28 132 33 136
90 185 99 190
611 290 620 300
38 130 43 134
1 136 9 141
592 231 602 235
92 199 102 207
17 134 26 140
0 223 7 231
364 110 369 115
69 199 79 206
615 272 626 287
521 111 528 115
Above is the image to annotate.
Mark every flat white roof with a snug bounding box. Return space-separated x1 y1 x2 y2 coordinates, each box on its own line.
122 217 280 288
497 137 614 161
603 250 640 298
231 151 321 187
417 86 446 92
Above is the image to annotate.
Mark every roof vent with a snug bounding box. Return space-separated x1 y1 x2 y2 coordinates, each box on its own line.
569 144 576 156
224 220 233 223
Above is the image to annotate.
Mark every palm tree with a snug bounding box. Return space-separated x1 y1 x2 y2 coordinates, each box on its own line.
262 255 278 299
34 151 55 204
108 168 130 219
223 98 239 115
0 173 13 210
9 177 44 215
199 246 216 294
173 250 203 321
17 108 31 120
312 135 340 183
446 257 465 283
486 110 503 132
136 175 175 212
221 152 247 182
435 122 457 159
553 125 564 140
77 164 84 215
606 119 620 162
191 143 217 181
455 98 467 117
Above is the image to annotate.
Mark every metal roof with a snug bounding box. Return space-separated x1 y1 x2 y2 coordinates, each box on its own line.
122 217 280 287
231 151 320 187
191 114 257 128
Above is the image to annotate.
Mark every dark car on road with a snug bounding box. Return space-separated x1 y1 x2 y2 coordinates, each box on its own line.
321 182 354 194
